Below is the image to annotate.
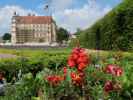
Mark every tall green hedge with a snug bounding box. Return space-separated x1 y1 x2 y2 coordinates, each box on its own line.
78 0 133 51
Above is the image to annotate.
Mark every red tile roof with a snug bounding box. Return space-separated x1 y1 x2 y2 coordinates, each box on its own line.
15 16 52 24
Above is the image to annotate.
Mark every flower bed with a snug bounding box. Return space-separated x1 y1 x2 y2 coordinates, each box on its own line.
43 47 125 99
0 48 132 100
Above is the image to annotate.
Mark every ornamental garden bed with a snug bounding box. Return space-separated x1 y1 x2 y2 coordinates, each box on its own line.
0 48 132 100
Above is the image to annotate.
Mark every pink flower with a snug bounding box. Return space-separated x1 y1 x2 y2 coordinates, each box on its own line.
105 64 123 76
104 81 114 92
105 64 116 75
115 67 123 77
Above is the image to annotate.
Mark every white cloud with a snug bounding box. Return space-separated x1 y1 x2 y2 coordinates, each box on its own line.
0 0 112 36
51 0 74 11
37 0 74 15
53 0 112 33
0 5 37 36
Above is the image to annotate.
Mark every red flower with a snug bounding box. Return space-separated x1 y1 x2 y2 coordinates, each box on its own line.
72 48 80 54
115 67 123 77
68 59 76 68
79 52 86 57
77 56 89 64
63 67 67 74
78 63 86 71
79 48 85 53
72 48 85 54
47 75 54 81
78 72 85 77
63 67 67 79
77 57 82 64
104 81 114 92
70 72 76 79
46 75 63 86
63 47 90 86
105 64 117 75
105 64 123 76
70 72 83 86
72 53 79 60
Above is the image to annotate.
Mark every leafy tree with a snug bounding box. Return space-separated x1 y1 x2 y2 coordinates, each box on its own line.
2 33 11 41
75 28 82 37
56 27 69 44
76 0 133 51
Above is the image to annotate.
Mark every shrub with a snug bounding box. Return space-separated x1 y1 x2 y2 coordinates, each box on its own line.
76 0 133 51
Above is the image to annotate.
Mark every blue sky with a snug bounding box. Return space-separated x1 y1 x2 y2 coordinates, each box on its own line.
0 0 121 14
0 0 122 35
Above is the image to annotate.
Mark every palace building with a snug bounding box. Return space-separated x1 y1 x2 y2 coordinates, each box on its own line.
11 12 56 44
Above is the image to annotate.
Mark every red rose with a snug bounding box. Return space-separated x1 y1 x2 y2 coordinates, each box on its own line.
104 81 114 92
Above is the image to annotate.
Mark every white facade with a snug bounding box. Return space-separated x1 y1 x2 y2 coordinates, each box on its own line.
11 15 56 45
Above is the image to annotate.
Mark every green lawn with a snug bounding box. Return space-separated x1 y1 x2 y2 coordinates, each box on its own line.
0 48 132 59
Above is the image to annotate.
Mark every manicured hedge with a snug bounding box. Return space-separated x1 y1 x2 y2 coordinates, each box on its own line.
77 0 133 51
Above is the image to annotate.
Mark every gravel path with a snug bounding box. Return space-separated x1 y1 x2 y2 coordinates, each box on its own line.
0 54 17 59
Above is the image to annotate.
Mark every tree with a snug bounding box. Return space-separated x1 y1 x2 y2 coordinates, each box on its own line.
2 33 11 41
75 28 82 37
56 27 69 43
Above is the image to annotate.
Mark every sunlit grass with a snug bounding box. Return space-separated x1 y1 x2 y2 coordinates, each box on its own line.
0 48 132 60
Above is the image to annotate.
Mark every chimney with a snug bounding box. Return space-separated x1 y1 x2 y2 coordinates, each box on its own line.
32 14 35 16
28 13 31 16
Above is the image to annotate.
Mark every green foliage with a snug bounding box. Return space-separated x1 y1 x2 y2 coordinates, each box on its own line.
69 38 79 48
0 49 132 99
2 33 11 41
22 56 133 99
56 27 69 43
0 50 69 82
77 0 133 51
